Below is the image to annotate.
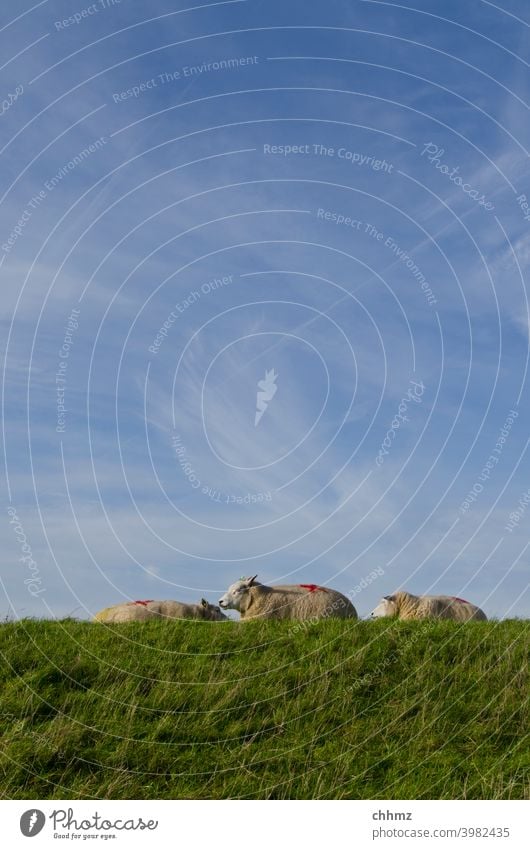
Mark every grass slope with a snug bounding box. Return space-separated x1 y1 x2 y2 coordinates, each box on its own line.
0 618 528 799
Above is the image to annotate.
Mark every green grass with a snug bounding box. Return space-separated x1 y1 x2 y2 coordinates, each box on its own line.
0 618 528 799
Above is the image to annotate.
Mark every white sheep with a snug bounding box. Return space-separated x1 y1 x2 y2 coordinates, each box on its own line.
370 591 487 621
94 598 227 623
219 575 357 620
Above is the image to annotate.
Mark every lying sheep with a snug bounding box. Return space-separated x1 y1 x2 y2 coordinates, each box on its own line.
370 591 487 621
219 575 357 620
94 598 227 623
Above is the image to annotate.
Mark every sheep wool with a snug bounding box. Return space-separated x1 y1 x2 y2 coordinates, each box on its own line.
228 578 357 621
379 591 487 621
94 599 227 623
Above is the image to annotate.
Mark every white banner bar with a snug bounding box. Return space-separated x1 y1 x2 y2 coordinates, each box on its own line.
2 800 528 848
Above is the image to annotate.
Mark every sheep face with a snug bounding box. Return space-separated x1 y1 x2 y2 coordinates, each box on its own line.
219 575 257 611
371 595 398 618
200 598 228 621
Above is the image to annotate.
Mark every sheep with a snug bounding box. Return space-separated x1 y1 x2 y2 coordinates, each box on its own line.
370 591 487 621
94 598 227 623
219 575 357 620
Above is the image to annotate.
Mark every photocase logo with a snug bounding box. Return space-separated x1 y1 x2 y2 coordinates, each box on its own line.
254 368 278 426
20 810 46 837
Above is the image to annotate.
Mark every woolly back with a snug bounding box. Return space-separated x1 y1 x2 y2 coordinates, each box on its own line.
394 591 419 618
94 606 115 622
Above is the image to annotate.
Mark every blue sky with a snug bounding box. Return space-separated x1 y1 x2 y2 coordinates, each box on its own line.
1 0 529 619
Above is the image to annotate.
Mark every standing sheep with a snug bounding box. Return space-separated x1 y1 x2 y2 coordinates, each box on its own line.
219 575 357 620
94 598 227 623
370 591 487 621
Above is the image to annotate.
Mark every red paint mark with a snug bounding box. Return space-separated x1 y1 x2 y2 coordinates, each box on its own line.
299 584 328 593
451 597 469 604
130 599 154 606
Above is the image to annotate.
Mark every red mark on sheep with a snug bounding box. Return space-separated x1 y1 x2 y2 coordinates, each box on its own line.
130 599 154 606
299 584 328 593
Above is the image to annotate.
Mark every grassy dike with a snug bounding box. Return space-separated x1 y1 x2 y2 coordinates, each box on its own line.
0 618 528 799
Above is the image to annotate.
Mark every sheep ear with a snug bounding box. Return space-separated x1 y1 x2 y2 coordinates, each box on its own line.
200 598 208 607
384 595 394 601
247 574 258 586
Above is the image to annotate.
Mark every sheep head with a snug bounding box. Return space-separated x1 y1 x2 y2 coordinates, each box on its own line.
199 598 228 620
370 594 399 618
219 575 258 611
